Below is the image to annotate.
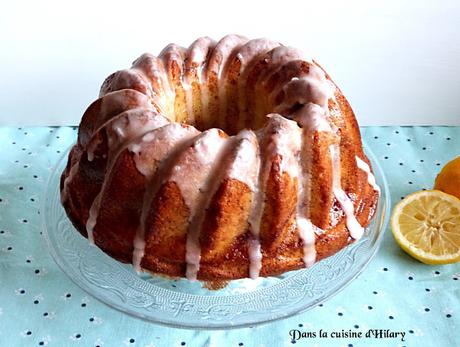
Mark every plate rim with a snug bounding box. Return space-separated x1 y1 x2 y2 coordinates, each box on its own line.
42 141 390 329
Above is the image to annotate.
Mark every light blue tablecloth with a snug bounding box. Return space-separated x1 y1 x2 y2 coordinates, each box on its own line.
0 126 459 347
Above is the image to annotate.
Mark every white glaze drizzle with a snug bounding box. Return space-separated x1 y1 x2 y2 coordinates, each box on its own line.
266 114 302 176
85 113 170 247
356 156 380 193
60 159 79 204
164 129 227 280
215 130 260 278
296 217 317 266
290 103 334 266
108 109 168 150
330 144 364 240
255 46 311 100
279 76 330 112
246 114 302 279
248 238 262 279
278 56 364 241
265 55 335 266
100 88 150 112
184 135 229 280
270 61 332 116
86 192 100 245
226 130 259 190
131 124 200 272
87 136 102 162
272 114 320 267
132 53 174 116
188 37 214 78
81 93 132 144
86 90 153 149
213 35 248 80
169 129 226 213
244 130 265 279
100 69 155 100
159 44 187 121
270 46 313 66
236 39 279 67
243 49 334 273
186 134 239 281
291 103 332 132
293 136 315 264
86 109 168 165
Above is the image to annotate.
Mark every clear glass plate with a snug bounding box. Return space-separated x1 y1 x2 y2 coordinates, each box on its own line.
42 143 390 329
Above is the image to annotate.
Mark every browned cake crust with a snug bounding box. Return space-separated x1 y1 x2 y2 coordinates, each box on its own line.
61 35 379 281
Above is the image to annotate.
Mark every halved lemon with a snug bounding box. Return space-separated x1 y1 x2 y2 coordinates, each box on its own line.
434 156 460 199
391 190 460 264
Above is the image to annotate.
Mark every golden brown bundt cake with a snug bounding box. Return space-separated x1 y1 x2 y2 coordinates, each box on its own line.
61 35 380 282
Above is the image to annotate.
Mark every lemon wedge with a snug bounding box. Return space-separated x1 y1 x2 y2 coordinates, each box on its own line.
391 190 460 264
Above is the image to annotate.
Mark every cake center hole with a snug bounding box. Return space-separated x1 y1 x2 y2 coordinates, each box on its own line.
170 83 280 136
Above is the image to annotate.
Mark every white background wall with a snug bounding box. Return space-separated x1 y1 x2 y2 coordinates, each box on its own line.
0 0 459 126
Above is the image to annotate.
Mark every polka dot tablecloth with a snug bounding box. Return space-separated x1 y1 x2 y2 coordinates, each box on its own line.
0 126 459 347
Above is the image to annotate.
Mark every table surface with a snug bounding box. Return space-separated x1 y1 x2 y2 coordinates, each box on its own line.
0 126 459 347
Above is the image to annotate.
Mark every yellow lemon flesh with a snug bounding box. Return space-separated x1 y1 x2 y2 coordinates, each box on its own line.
434 156 460 199
391 190 460 265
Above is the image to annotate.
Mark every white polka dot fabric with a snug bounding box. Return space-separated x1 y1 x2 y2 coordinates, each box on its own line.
0 126 458 346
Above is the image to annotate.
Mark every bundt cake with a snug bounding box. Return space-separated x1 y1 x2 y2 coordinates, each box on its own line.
61 35 380 282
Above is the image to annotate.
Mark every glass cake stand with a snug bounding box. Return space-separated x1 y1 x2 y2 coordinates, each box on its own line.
42 143 390 329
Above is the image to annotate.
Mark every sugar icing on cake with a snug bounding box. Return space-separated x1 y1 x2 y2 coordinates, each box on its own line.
61 35 380 282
